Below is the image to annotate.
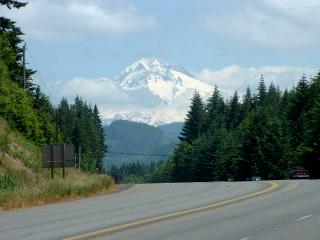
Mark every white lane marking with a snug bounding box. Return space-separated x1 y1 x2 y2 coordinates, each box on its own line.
273 227 280 231
240 237 250 240
296 214 312 221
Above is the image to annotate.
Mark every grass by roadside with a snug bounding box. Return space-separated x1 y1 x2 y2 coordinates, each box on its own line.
0 117 114 210
0 166 114 210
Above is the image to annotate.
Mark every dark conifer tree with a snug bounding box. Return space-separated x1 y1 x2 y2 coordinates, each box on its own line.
303 71 320 177
240 86 253 121
171 141 194 182
226 91 241 130
206 85 225 131
266 83 281 112
56 97 107 172
57 98 73 143
93 105 107 171
286 75 311 147
0 0 35 89
257 74 267 106
179 91 205 144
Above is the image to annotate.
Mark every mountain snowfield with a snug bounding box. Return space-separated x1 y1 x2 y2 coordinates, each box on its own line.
114 57 212 103
102 57 214 125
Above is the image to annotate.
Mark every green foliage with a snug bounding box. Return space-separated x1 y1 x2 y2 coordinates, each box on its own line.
226 91 241 130
257 75 267 105
0 61 54 144
104 120 179 167
237 107 285 180
0 116 42 172
240 87 253 120
56 97 107 173
205 86 226 132
153 71 320 182
0 168 113 210
0 7 55 145
0 117 113 210
109 161 158 183
148 159 174 183
0 2 114 209
192 135 216 181
0 1 35 90
158 122 183 141
106 120 164 154
110 159 177 184
179 91 205 143
171 141 194 181
0 170 18 190
0 165 30 192
0 118 9 151
0 0 27 9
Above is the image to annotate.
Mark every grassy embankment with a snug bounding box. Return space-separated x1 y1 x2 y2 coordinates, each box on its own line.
0 117 113 210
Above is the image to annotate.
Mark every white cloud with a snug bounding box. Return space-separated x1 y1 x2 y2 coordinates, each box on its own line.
47 76 166 117
5 0 156 41
203 0 320 49
46 75 204 125
198 65 319 97
49 77 130 105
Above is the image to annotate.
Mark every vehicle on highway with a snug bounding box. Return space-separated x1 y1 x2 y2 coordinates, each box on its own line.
291 167 310 179
251 176 261 181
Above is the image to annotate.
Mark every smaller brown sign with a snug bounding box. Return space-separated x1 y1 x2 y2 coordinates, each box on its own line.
42 144 75 168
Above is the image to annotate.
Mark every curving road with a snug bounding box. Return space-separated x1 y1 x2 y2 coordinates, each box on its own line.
0 180 319 240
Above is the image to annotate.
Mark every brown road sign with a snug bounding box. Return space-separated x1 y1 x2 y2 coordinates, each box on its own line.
42 144 75 168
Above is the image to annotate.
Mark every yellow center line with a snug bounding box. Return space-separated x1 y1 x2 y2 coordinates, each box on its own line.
64 181 279 240
285 180 300 193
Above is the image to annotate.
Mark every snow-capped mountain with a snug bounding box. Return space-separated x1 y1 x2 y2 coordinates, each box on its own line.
114 57 212 104
101 57 213 125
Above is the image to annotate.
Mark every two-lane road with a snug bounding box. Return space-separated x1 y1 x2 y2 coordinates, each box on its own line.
0 180 319 240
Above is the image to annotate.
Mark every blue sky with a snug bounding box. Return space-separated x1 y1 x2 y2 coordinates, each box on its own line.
3 0 320 109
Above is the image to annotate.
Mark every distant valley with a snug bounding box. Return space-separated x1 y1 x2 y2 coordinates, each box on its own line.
103 120 182 169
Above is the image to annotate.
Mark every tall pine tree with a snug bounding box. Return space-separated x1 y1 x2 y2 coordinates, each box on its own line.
179 91 205 144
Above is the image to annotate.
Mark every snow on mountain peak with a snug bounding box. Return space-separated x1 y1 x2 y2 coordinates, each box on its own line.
136 57 166 70
100 57 215 125
114 57 212 103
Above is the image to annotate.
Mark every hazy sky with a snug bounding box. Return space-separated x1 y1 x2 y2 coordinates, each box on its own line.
3 0 320 104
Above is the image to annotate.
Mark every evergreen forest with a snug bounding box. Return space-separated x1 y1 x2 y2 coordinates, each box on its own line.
151 74 320 182
104 120 179 167
0 0 106 173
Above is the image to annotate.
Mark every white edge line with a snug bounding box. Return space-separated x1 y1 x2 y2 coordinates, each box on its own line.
296 214 312 221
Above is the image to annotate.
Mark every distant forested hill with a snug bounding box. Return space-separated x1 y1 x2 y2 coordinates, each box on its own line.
103 120 181 168
158 122 183 142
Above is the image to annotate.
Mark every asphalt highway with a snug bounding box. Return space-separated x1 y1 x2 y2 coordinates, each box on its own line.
0 180 319 240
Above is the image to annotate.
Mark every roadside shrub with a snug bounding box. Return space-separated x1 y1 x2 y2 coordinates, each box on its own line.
0 171 17 190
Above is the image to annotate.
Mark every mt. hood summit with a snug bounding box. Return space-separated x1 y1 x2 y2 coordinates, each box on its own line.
114 57 212 104
102 57 213 125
